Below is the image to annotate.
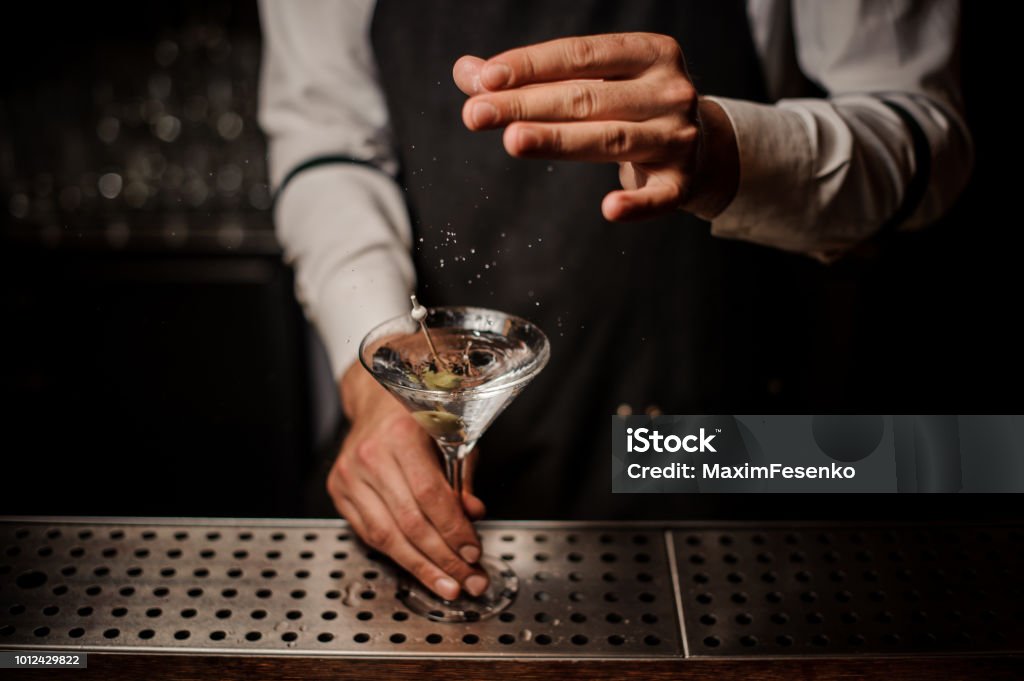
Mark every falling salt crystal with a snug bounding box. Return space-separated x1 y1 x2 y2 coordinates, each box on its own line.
476 274 481 279
470 248 475 254
535 301 540 306
484 264 489 269
527 290 534 297
500 232 506 238
418 237 424 242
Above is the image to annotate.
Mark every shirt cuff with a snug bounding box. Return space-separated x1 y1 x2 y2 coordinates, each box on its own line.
704 96 819 254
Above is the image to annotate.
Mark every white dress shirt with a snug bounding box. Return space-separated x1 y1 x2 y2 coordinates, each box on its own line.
258 0 973 379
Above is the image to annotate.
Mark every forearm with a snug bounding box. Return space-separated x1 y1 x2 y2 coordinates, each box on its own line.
704 92 972 258
275 164 414 378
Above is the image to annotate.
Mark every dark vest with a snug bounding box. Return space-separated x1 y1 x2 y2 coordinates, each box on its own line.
370 1 850 519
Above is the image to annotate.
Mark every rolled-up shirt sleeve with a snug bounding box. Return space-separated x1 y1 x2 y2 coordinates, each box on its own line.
258 0 414 378
708 0 973 258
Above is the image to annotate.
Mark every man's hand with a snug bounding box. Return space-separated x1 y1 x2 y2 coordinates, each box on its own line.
328 364 488 600
453 33 739 221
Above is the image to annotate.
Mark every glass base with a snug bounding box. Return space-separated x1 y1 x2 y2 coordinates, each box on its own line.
398 554 518 622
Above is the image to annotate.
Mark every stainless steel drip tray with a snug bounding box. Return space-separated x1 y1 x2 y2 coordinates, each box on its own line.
0 518 681 658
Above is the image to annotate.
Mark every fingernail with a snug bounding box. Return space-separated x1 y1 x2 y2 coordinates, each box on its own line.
435 576 459 599
471 101 498 127
464 575 488 597
482 62 511 89
459 544 481 564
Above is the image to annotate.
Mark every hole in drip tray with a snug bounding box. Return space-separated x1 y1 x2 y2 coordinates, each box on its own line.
68 627 85 638
246 632 262 642
463 634 479 644
535 634 552 645
571 634 588 645
498 634 515 644
138 629 155 640
608 634 625 646
389 633 405 644
354 633 370 643
320 632 336 643
15 570 47 589
174 630 190 640
281 632 297 642
211 631 227 641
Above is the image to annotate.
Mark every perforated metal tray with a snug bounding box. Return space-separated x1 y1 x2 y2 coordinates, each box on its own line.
672 525 1024 657
1 518 1022 660
0 518 680 657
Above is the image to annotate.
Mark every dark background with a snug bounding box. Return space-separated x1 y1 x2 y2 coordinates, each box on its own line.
1 2 1020 519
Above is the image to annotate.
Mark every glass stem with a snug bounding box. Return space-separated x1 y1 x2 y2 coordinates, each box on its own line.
438 442 476 503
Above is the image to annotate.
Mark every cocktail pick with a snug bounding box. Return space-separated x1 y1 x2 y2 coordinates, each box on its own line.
410 294 447 371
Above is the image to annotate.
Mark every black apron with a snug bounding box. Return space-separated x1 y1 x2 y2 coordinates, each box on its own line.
370 1 850 519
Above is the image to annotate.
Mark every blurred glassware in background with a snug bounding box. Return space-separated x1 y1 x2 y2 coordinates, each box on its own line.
0 11 274 253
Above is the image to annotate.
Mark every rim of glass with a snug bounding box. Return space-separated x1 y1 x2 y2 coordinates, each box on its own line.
358 305 551 398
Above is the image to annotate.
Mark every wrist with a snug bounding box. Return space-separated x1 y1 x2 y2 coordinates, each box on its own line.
340 362 390 421
681 97 740 220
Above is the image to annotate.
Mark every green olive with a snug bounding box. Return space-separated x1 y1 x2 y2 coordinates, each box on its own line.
421 369 462 390
412 410 464 437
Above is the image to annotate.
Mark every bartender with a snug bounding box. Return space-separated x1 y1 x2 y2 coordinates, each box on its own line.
258 0 971 601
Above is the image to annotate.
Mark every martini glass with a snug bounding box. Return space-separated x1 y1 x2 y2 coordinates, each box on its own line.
359 305 550 622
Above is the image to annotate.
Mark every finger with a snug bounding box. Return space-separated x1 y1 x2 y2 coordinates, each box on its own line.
602 178 683 221
453 55 486 95
337 486 465 601
502 120 693 163
463 493 486 520
480 33 668 90
460 449 486 520
398 443 485 566
463 79 664 130
359 447 486 591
